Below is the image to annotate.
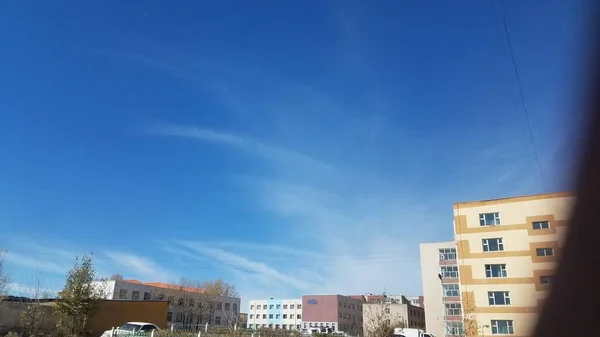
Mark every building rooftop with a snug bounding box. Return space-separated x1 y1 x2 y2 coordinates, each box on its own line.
453 191 573 209
122 279 205 294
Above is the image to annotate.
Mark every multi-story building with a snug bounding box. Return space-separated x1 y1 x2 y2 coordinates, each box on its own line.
301 295 364 335
420 241 461 337
420 192 573 337
246 298 302 330
362 294 426 336
453 192 572 337
92 279 241 329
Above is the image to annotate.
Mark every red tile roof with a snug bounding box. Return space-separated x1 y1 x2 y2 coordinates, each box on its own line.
122 280 205 294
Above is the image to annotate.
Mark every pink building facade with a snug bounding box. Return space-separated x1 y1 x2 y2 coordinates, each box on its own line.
301 295 364 335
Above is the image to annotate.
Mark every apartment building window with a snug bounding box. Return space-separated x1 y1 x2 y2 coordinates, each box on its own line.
483 238 504 252
276 314 280 319
217 302 223 310
536 248 554 256
269 314 274 319
447 322 464 336
491 320 514 334
290 304 295 309
439 248 457 261
297 314 301 319
250 314 253 319
532 221 550 230
176 313 183 322
233 303 238 312
225 303 231 311
297 305 302 309
275 325 280 329
485 264 507 278
250 305 254 310
283 314 288 319
480 212 501 226
297 325 301 330
215 317 221 325
167 312 172 321
119 289 127 299
143 292 151 300
131 291 140 300
339 313 342 318
441 266 459 278
262 314 267 319
304 323 308 328
270 304 274 309
263 305 267 309
445 303 462 316
442 284 460 297
282 324 287 330
488 292 511 306
283 304 288 309
540 275 555 285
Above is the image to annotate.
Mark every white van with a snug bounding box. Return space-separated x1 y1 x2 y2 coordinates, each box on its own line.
392 328 434 337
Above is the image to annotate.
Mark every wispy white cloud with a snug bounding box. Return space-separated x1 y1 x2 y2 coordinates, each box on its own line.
103 252 170 282
146 124 333 172
174 242 310 291
5 251 70 274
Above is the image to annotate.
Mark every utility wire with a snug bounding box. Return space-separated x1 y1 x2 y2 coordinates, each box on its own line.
498 0 547 191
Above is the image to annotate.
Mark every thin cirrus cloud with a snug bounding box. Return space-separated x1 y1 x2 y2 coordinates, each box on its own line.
103 252 170 282
173 241 310 291
145 123 333 172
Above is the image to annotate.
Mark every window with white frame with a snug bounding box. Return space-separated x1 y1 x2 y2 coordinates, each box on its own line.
488 291 511 305
263 305 267 309
439 248 457 261
441 266 459 278
442 284 460 297
444 303 462 316
491 320 514 334
485 264 507 278
480 212 501 226
482 238 504 252
532 221 550 230
290 304 295 309
446 322 464 335
536 248 554 256
283 304 288 309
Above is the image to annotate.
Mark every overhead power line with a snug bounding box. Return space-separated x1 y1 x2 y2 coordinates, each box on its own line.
497 0 547 191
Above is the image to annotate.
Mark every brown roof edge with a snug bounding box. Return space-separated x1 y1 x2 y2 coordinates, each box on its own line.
453 191 574 209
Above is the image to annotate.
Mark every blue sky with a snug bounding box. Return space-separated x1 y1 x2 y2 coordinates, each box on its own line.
0 0 586 304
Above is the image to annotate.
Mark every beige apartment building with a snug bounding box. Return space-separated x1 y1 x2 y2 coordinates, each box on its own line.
362 295 426 337
453 192 573 337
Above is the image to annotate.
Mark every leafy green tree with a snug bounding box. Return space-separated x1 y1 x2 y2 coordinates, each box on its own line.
54 254 103 336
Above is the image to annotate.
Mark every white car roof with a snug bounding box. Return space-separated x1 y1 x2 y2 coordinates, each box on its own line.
126 322 155 326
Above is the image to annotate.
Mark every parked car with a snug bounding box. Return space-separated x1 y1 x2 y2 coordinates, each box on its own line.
100 322 160 337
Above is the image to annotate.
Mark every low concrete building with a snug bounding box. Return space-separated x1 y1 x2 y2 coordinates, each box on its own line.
247 298 302 330
362 295 425 336
301 295 364 336
92 279 241 329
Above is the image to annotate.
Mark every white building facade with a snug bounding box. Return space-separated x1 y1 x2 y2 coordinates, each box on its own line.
247 298 303 330
92 279 241 329
420 241 460 337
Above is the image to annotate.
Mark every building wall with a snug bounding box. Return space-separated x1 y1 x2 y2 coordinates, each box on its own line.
91 300 168 335
92 280 240 328
454 192 573 337
420 241 457 337
247 299 302 330
362 302 425 337
301 295 363 335
0 299 167 336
